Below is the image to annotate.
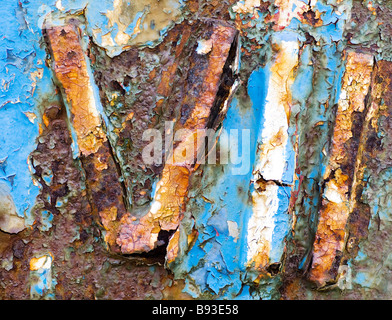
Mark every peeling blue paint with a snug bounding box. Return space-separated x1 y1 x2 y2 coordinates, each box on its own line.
269 186 291 263
0 1 49 223
39 210 54 232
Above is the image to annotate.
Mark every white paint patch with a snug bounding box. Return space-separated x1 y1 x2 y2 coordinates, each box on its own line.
337 264 352 290
253 39 298 182
247 38 298 268
274 0 318 28
30 254 52 271
227 220 239 243
247 184 279 263
101 32 116 47
232 0 261 14
23 112 37 124
324 180 344 204
196 39 213 55
149 232 159 248
150 200 162 215
55 0 65 11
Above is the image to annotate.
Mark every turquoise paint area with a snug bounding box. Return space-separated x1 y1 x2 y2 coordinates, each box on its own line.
363 168 392 230
179 94 261 298
352 168 392 291
0 0 97 226
30 264 56 299
269 186 291 263
0 0 104 225
291 45 313 103
175 61 294 298
39 210 54 232
0 1 54 223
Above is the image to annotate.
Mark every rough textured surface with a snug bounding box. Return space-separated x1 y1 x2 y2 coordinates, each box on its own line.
2 0 392 300
308 52 374 287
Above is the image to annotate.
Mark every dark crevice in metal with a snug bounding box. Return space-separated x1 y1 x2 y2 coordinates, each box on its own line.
207 31 240 131
255 173 292 193
123 229 177 264
104 130 132 212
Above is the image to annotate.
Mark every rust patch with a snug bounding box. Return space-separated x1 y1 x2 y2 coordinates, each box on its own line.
45 23 128 253
308 51 374 287
344 59 392 262
45 25 106 156
116 20 238 257
45 19 238 261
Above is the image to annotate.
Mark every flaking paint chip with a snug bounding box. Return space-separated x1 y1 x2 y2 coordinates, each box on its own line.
227 220 239 243
196 39 213 55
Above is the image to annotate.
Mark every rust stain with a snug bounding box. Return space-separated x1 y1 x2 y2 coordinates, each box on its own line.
308 52 374 286
45 24 128 253
117 165 190 253
301 9 323 27
166 228 180 264
156 24 193 98
116 21 238 258
45 25 106 157
344 59 392 261
249 241 271 272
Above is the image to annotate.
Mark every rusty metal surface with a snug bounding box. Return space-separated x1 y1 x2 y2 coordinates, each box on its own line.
45 24 128 253
116 20 238 256
3 0 392 300
308 52 374 287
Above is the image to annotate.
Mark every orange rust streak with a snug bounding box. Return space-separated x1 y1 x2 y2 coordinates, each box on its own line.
46 25 106 156
117 165 190 254
153 165 190 231
309 52 374 286
150 25 236 260
349 61 392 206
166 228 180 264
328 52 374 171
184 25 236 130
117 23 237 257
46 24 128 253
157 25 193 98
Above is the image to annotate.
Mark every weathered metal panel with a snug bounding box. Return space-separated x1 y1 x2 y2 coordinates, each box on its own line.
3 0 392 301
308 52 374 287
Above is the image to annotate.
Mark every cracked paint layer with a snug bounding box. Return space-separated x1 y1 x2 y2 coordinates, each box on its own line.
116 20 239 255
0 1 45 227
45 23 129 252
3 0 392 301
39 0 186 57
309 51 374 287
342 60 392 293
247 34 298 273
